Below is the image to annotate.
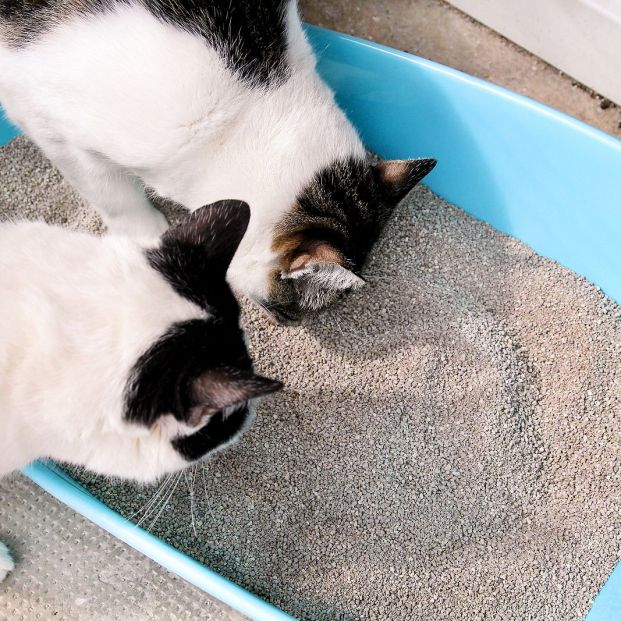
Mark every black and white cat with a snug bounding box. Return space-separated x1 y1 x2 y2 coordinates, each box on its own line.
0 0 436 324
0 200 282 581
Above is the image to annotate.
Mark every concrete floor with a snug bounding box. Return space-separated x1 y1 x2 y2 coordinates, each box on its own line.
300 0 621 140
1 2 618 621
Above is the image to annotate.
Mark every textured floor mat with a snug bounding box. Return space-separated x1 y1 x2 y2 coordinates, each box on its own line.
0 474 246 621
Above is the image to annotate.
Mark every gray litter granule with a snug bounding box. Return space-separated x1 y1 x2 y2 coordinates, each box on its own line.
1 136 620 621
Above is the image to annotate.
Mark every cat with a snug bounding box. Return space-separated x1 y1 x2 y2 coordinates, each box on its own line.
0 0 436 324
0 200 282 582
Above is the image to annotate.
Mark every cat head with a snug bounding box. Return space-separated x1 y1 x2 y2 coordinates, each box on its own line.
249 156 435 324
125 200 282 471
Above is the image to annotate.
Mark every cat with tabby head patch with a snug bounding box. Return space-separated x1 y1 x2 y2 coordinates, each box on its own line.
0 0 436 324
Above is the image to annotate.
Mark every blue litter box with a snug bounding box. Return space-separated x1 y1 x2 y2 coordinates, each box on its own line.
2 25 620 621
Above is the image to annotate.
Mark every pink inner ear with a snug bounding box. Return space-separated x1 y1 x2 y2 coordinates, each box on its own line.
377 160 413 186
290 241 344 271
187 404 217 428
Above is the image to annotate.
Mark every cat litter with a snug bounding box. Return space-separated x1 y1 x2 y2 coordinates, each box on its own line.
1 136 620 620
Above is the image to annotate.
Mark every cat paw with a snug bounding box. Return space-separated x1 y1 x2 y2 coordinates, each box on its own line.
0 541 15 582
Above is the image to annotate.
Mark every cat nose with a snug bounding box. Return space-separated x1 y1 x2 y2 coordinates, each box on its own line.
256 300 302 326
269 307 302 327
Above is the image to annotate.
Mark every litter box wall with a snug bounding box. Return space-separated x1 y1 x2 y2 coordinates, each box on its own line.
1 24 620 621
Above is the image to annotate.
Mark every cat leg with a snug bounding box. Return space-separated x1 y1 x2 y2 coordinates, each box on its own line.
0 541 14 582
34 138 169 237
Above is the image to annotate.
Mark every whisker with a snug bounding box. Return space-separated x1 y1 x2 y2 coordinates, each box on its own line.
201 466 208 500
130 473 174 524
259 301 279 310
201 464 209 503
191 465 198 538
145 472 182 532
333 312 360 343
332 313 346 339
184 467 198 538
134 480 175 528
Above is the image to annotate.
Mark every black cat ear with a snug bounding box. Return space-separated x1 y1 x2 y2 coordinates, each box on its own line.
162 199 251 274
374 158 437 203
187 367 283 427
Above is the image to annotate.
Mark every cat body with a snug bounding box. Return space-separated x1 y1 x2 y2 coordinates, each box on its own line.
0 201 282 581
0 0 436 322
0 201 282 582
0 200 280 481
1 222 194 477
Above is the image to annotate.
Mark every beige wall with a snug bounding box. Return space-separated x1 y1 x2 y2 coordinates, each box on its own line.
447 0 621 105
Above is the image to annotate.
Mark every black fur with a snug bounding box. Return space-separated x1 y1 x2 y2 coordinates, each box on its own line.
142 0 289 85
1 0 290 85
124 316 281 462
124 317 262 462
0 0 50 21
279 156 435 274
146 199 249 317
0 0 108 42
172 404 250 461
127 200 281 461
299 158 383 272
268 156 436 323
124 319 251 429
268 158 385 323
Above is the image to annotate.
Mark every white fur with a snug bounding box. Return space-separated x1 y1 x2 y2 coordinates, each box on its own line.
0 221 209 483
284 262 365 310
0 541 14 583
0 1 365 303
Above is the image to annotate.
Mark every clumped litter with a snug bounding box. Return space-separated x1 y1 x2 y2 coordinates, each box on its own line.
2 136 620 621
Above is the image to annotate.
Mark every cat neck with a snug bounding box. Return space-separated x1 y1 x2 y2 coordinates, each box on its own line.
143 25 365 228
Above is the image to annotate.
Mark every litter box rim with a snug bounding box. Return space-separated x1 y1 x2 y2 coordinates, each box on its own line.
0 23 618 621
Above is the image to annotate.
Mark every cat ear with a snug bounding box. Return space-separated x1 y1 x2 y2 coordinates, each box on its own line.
281 241 365 310
161 199 251 274
187 367 283 427
373 158 437 204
